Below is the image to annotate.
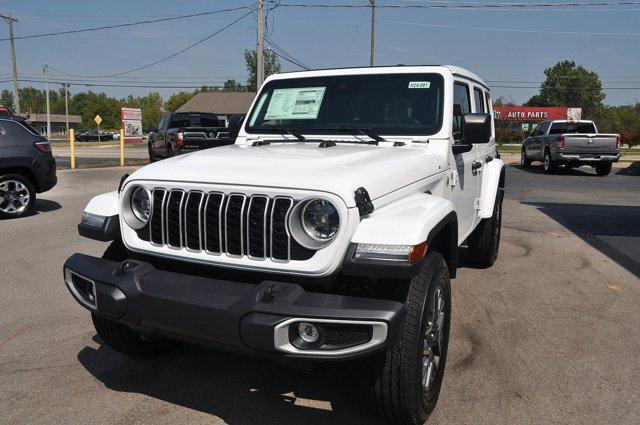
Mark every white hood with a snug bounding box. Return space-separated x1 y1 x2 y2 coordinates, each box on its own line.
129 143 444 207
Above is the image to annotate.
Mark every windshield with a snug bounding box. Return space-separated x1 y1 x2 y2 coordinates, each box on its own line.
246 73 444 136
549 122 597 134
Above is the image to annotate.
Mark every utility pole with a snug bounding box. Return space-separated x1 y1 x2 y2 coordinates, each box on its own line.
256 0 264 90
43 65 51 139
369 0 376 67
63 83 70 139
1 14 20 113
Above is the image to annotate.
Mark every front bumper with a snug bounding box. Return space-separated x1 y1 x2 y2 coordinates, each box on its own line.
63 253 405 360
553 152 621 162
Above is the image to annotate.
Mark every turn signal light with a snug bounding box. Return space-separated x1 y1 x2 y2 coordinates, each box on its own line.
354 242 428 263
177 132 184 147
616 136 622 149
556 135 565 148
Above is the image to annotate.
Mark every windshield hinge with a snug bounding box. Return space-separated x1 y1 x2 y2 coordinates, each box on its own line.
252 140 271 147
474 198 483 210
447 170 458 188
354 187 374 218
318 140 336 148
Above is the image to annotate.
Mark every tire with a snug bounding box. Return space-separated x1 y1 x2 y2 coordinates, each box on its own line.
0 174 36 219
92 240 177 358
520 148 531 167
372 251 451 425
467 188 503 268
595 162 612 176
542 150 556 174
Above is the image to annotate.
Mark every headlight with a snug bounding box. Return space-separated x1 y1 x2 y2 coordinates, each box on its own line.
301 199 340 241
123 185 150 229
131 186 151 222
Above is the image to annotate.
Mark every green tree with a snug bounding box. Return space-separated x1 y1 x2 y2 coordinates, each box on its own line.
140 92 164 130
19 87 46 114
0 89 15 109
525 60 605 119
222 79 245 92
165 90 196 113
244 49 281 91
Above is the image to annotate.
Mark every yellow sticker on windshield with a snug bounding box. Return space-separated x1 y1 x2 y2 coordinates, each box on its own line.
408 81 431 89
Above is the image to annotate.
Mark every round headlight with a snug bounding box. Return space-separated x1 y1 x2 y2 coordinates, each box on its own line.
301 199 340 241
130 186 151 223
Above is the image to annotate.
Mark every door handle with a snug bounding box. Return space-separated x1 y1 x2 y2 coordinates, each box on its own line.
472 161 483 171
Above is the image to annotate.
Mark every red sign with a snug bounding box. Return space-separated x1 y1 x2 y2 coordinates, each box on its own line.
493 107 569 121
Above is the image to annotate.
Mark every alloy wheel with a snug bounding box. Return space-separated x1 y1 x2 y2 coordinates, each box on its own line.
422 286 445 395
0 180 31 215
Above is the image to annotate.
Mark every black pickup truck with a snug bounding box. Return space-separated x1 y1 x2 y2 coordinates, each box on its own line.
147 112 236 161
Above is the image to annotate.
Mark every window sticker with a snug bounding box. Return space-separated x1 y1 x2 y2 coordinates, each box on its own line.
408 81 431 89
264 87 326 120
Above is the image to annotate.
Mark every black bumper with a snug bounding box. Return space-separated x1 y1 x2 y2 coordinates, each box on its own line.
63 253 405 360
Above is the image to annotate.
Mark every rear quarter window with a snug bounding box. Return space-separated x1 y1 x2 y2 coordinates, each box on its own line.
0 120 38 144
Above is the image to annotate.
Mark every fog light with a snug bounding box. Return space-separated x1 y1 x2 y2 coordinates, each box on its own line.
297 322 319 343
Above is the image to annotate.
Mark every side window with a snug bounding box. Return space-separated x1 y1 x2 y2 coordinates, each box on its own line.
530 123 541 136
484 92 491 114
452 82 471 141
539 121 551 135
158 115 167 130
473 88 485 113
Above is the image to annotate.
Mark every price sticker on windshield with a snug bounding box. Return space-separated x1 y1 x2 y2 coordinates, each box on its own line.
408 81 431 89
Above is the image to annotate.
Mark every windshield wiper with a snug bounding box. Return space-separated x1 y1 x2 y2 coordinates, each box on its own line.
263 127 307 141
313 125 389 144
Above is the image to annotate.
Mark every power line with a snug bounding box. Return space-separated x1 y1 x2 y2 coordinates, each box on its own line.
274 1 640 9
48 11 254 79
264 35 310 69
0 78 245 89
0 5 255 42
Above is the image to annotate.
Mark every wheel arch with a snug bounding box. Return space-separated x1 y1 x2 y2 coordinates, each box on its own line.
478 158 505 219
0 166 39 191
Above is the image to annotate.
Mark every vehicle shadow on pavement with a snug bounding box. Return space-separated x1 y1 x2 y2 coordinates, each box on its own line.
0 199 61 219
77 340 385 424
510 164 600 177
616 161 640 176
523 202 640 278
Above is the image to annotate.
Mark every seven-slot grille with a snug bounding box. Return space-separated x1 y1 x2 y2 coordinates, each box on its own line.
147 189 298 261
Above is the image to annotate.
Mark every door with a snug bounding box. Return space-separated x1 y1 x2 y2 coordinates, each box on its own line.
530 121 549 159
450 81 482 241
153 115 168 154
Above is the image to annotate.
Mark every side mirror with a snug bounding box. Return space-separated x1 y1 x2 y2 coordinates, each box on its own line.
461 113 491 144
228 115 245 139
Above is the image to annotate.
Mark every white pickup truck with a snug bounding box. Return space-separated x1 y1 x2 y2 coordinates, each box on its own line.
64 65 505 424
521 119 621 175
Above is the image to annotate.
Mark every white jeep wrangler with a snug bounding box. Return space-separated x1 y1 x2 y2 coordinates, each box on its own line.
64 65 504 424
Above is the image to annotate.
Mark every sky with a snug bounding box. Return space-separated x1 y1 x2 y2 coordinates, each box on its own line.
1 0 639 106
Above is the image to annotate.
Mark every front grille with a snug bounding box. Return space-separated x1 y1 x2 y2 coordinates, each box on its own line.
147 189 310 262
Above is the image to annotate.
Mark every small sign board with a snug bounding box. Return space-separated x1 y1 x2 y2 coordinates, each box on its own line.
121 107 143 143
94 114 102 125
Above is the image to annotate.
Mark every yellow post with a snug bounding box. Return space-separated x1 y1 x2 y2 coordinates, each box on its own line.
69 128 75 170
120 128 125 167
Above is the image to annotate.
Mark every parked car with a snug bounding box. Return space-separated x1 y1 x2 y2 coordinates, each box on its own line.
147 112 235 161
75 130 112 142
64 65 505 425
521 119 621 176
0 117 56 218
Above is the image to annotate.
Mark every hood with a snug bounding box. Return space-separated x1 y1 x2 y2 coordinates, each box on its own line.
130 143 444 207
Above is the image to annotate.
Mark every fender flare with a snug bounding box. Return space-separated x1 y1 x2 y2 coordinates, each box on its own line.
78 191 120 241
349 193 458 278
478 158 505 219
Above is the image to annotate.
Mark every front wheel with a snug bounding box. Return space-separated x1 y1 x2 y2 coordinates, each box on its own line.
0 174 36 219
521 148 531 167
372 251 451 425
595 162 612 176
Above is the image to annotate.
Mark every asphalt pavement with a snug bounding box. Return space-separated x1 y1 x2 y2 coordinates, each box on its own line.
1 164 639 424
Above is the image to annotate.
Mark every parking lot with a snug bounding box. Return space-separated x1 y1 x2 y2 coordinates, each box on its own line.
1 163 639 424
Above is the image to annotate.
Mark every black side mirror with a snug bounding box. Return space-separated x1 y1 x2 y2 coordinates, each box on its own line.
461 113 491 144
228 115 245 139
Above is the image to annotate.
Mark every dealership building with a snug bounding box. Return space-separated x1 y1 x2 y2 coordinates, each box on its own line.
493 106 582 135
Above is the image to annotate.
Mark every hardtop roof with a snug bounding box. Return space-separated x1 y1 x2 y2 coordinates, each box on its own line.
267 65 489 90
